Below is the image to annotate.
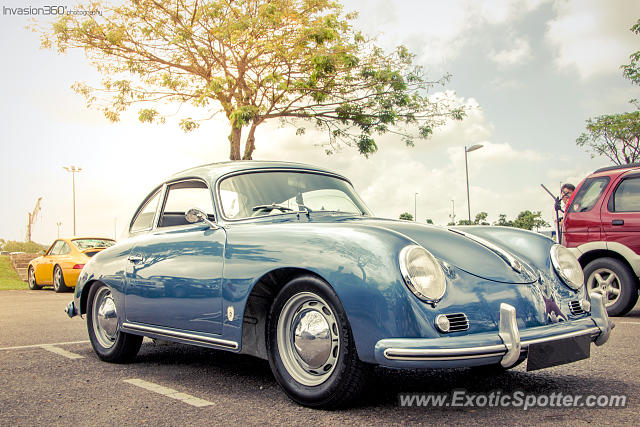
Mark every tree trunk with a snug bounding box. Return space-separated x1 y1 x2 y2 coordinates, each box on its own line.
228 126 242 160
242 122 259 160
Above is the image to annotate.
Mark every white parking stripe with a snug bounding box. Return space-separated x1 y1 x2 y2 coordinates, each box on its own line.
0 340 90 351
123 379 214 407
41 345 85 360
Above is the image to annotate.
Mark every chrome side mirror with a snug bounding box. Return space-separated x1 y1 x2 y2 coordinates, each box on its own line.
185 208 220 230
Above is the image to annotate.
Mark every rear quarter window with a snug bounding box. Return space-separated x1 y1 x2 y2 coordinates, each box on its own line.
610 176 640 212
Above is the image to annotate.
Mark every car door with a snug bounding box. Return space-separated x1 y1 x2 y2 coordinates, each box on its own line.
36 240 64 284
125 179 225 335
602 172 640 255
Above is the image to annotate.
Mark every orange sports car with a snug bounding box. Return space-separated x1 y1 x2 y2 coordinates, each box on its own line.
28 237 116 292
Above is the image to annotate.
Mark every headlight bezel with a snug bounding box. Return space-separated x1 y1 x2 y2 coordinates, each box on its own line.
550 244 584 291
399 244 447 303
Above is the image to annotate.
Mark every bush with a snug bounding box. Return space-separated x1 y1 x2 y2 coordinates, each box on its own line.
1 240 48 253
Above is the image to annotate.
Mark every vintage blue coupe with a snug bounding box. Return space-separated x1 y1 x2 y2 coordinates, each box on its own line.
66 161 612 408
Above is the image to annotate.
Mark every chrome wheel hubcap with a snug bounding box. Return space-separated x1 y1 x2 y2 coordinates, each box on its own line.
587 268 621 307
92 287 118 348
28 269 35 286
277 292 340 386
54 268 62 290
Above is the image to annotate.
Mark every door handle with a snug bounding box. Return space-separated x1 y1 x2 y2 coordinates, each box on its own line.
612 219 624 226
127 254 144 263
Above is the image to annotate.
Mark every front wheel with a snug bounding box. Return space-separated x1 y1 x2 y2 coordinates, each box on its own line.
584 257 638 316
266 276 370 409
53 266 69 293
28 266 42 290
87 283 142 363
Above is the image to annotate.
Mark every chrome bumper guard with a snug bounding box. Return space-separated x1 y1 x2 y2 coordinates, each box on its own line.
382 292 612 366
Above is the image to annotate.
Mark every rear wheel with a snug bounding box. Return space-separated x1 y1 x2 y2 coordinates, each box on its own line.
585 257 638 316
53 266 69 293
28 267 42 290
87 283 142 363
266 275 370 409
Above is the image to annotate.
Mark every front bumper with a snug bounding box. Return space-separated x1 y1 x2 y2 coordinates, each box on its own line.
374 293 612 369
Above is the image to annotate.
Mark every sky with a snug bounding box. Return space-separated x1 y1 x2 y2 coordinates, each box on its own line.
1 0 639 245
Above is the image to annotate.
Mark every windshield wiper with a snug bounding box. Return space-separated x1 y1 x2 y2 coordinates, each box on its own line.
252 204 294 213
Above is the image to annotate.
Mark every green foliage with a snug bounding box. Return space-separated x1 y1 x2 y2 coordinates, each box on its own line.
1 241 47 253
425 218 433 224
622 19 640 86
456 219 473 225
40 0 466 160
494 214 514 227
576 111 640 165
399 212 414 221
473 212 489 225
512 211 549 231
0 256 27 290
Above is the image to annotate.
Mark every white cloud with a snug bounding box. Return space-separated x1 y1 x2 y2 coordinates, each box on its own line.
489 37 533 67
545 0 640 80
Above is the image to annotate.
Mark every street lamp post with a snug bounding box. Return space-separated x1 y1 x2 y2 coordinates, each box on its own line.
449 199 456 225
56 222 62 238
464 144 483 223
414 192 418 222
63 165 82 236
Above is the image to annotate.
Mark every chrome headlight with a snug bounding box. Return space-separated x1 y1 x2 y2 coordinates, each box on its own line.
550 244 584 290
399 245 446 302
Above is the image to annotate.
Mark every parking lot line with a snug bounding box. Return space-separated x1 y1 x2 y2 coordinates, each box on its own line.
41 345 85 359
0 340 90 351
123 379 214 407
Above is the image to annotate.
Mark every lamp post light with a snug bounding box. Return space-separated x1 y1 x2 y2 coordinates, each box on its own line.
464 144 483 223
56 221 62 238
414 192 418 222
63 165 82 236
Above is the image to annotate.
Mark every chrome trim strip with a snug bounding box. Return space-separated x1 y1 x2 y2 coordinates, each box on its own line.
382 327 603 361
122 322 238 350
448 228 523 273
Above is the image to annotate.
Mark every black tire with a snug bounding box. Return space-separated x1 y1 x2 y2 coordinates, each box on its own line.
27 266 42 290
87 283 142 363
266 275 370 409
584 257 638 317
53 265 70 293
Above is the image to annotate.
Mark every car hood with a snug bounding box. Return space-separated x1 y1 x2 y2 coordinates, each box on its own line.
341 217 539 284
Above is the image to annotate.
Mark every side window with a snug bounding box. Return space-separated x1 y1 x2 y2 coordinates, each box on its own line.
59 242 71 255
158 180 214 228
612 177 640 212
131 191 161 232
568 177 610 213
47 240 64 256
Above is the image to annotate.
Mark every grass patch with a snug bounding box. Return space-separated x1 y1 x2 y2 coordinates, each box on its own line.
0 255 27 290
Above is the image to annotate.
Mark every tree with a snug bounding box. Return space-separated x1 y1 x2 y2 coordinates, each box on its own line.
473 211 489 225
399 212 413 221
512 210 549 231
576 112 640 165
42 0 466 160
456 219 472 225
622 19 640 86
425 218 433 224
577 18 640 165
494 213 513 227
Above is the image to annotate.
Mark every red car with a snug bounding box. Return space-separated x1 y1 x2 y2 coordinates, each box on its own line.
562 163 640 316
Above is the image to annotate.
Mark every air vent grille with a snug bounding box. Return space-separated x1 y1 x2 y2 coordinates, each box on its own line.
445 313 469 332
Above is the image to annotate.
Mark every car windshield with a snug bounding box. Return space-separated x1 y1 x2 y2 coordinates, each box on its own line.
219 171 371 220
72 239 116 250
567 177 610 213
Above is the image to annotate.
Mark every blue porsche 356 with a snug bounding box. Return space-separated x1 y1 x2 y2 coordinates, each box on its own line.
66 161 612 408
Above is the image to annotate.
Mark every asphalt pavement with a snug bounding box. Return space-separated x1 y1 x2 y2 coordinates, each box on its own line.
1 289 639 426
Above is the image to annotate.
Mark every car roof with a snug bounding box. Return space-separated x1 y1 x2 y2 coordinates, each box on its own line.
591 163 640 177
167 160 350 184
